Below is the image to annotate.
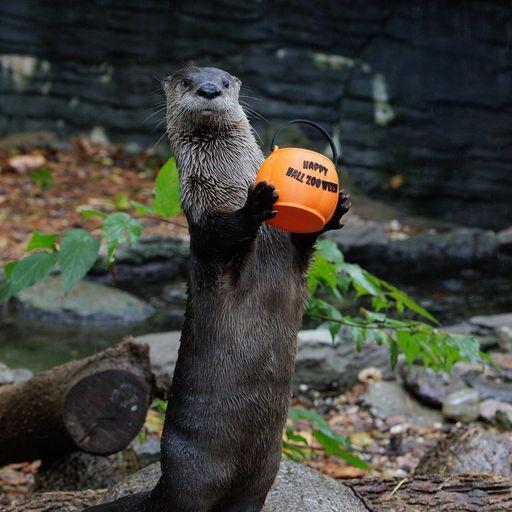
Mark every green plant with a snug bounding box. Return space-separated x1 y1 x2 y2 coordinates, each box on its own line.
307 239 484 372
0 159 179 300
29 166 54 191
284 407 369 470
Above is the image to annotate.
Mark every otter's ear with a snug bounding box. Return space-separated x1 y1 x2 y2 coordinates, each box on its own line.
162 77 172 90
232 75 241 87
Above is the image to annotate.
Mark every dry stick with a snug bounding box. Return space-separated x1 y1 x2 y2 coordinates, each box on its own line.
384 477 408 500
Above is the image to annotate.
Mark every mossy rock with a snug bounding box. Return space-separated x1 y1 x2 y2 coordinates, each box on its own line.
15 276 154 325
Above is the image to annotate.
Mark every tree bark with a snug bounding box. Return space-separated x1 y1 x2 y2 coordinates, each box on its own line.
0 340 154 466
346 473 512 512
5 490 106 512
7 473 512 512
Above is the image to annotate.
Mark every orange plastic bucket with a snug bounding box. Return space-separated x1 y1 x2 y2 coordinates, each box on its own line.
256 119 340 233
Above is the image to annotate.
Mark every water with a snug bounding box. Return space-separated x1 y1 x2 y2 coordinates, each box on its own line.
0 270 510 374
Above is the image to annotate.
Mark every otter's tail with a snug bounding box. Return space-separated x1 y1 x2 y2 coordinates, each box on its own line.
84 492 150 512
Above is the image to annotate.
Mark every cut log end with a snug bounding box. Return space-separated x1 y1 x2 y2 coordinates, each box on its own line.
63 370 150 455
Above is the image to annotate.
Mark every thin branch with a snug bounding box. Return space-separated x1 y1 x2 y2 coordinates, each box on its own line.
306 313 424 332
140 214 188 229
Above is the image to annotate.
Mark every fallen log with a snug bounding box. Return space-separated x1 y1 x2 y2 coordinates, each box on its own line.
0 340 154 466
5 490 106 512
7 471 512 512
346 473 512 512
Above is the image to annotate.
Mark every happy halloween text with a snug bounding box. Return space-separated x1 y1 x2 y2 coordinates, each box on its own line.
285 166 338 192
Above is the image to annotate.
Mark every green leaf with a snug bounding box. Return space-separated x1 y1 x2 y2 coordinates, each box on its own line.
57 229 100 292
389 287 438 324
316 239 343 264
307 298 342 340
285 429 309 445
102 213 143 266
348 325 365 351
445 333 481 363
282 441 308 461
81 209 108 220
308 254 337 295
288 408 332 436
115 193 130 210
152 158 181 217
131 200 154 216
2 252 57 298
396 330 421 366
312 431 369 470
4 261 17 279
389 339 399 370
29 166 54 191
343 264 381 296
26 232 58 252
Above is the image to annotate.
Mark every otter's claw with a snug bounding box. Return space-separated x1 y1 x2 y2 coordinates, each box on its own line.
323 190 351 232
244 181 279 223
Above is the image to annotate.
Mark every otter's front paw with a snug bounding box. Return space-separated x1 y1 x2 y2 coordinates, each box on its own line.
243 181 279 223
323 190 351 231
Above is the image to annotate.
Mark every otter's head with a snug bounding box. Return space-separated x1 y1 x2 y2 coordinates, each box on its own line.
163 66 244 132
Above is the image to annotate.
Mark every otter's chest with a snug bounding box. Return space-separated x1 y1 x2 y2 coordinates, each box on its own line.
181 172 250 222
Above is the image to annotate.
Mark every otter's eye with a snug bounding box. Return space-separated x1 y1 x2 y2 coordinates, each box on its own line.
222 80 229 89
182 78 191 88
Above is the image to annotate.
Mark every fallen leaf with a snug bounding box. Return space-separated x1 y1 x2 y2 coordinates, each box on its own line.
322 461 366 479
358 367 383 383
8 154 46 173
349 431 374 448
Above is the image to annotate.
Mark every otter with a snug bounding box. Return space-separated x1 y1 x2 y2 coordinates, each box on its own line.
87 66 350 512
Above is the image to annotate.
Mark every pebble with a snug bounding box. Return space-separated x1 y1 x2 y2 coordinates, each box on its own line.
442 389 480 422
479 399 512 424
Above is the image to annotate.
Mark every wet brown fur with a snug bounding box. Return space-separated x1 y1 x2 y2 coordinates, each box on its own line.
86 66 349 512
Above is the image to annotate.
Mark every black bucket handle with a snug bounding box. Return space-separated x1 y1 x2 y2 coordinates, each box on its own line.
270 119 338 165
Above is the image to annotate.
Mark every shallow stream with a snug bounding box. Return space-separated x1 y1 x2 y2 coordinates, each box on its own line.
0 269 511 374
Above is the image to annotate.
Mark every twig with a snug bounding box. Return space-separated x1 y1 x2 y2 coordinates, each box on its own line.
141 215 188 229
383 477 408 500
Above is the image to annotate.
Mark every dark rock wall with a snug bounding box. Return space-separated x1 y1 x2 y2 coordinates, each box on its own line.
1 1 511 228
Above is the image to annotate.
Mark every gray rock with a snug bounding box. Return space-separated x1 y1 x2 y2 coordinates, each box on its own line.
326 223 389 258
131 435 161 467
134 331 181 393
0 363 14 385
0 363 33 385
10 367 33 384
89 126 110 146
115 235 189 266
498 326 512 351
96 235 190 285
123 141 143 155
469 313 512 330
294 327 392 392
400 364 468 407
15 275 154 325
488 352 512 380
328 225 502 274
36 450 140 492
363 380 443 425
99 459 367 512
416 425 512 477
479 399 512 425
463 373 512 404
442 389 480 422
498 230 512 255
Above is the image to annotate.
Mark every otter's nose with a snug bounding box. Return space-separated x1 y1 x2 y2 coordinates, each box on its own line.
197 83 222 99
